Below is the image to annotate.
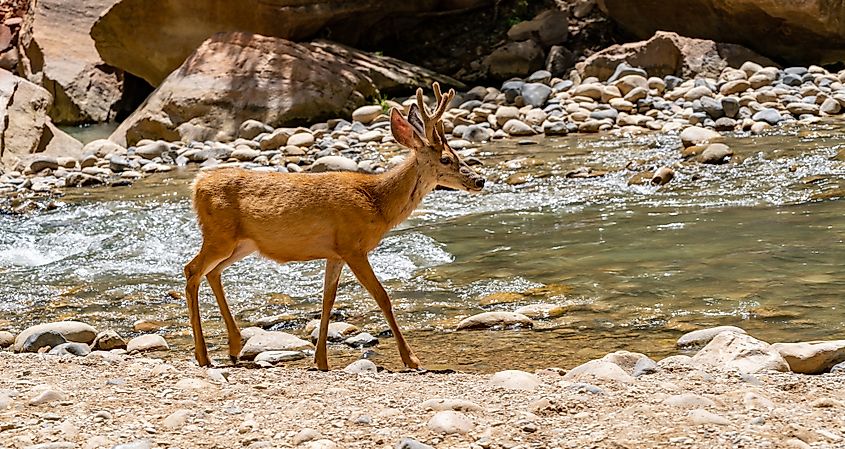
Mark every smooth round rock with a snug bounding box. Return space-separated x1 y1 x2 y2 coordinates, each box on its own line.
456 312 533 330
0 331 13 348
48 342 91 357
677 326 747 348
310 156 358 173
254 350 306 364
344 359 378 374
239 332 311 360
427 411 474 435
92 330 127 351
352 105 383 124
126 334 169 353
287 132 315 147
13 321 97 352
488 370 540 390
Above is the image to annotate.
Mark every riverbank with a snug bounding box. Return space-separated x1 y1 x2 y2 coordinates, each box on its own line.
1 348 843 449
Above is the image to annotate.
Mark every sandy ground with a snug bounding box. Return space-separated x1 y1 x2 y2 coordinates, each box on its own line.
1 352 843 449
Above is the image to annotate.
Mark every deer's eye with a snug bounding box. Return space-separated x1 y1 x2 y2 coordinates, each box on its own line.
440 156 451 165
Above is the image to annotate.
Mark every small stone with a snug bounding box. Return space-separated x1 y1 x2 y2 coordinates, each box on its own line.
238 120 272 139
786 102 819 115
488 370 540 390
302 439 337 449
174 378 213 390
162 409 191 430
231 147 261 161
679 126 722 147
112 440 152 449
713 117 736 131
357 130 383 143
514 303 565 319
664 393 717 409
92 330 127 351
13 321 97 352
344 359 377 374
287 132 315 147
688 409 730 426
456 312 533 330
254 351 306 364
126 334 169 353
133 320 164 332
752 108 783 125
697 143 733 164
542 121 568 136
720 80 751 96
821 98 842 115
29 389 65 406
259 129 291 150
0 331 13 348
239 331 311 360
27 155 59 173
343 333 378 348
352 105 384 124
293 428 321 445
700 96 724 119
521 83 552 107
563 360 635 384
309 322 358 342
420 398 483 412
395 438 434 449
502 119 536 136
427 411 474 435
48 342 91 357
20 330 66 353
135 141 169 159
310 155 358 173
677 326 747 348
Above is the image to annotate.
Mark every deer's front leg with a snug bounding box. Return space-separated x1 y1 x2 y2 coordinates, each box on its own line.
344 254 421 370
315 259 344 371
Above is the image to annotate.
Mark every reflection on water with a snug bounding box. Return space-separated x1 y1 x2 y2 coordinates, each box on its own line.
58 123 119 144
1 125 843 372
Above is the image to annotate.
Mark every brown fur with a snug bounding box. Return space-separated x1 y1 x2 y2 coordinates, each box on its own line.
184 83 484 369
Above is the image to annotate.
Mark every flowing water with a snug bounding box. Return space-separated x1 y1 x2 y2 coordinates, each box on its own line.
1 125 844 372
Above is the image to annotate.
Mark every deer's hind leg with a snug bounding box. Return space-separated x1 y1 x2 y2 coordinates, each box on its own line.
184 240 236 367
206 240 257 364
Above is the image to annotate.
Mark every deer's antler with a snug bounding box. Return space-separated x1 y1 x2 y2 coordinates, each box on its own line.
415 82 455 143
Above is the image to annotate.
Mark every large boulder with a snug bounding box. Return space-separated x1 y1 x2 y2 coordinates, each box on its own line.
18 0 124 124
771 340 845 374
597 0 845 66
0 71 83 170
109 32 460 146
577 31 775 81
90 0 487 86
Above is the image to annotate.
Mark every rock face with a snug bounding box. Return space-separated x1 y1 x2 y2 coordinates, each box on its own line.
109 32 460 146
91 0 485 86
577 31 775 81
0 71 83 169
597 0 845 66
18 0 124 124
691 332 790 374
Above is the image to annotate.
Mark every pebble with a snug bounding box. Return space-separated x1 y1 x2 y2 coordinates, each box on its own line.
239 331 311 360
29 389 65 406
48 342 91 357
126 334 169 353
563 359 635 384
501 119 536 136
456 312 533 330
752 108 783 125
420 398 483 412
352 105 383 124
663 393 717 409
395 438 435 449
112 440 152 449
293 428 321 445
287 132 315 147
162 409 191 429
688 408 730 426
302 440 337 449
310 155 358 173
92 330 126 351
343 332 379 348
343 359 378 374
488 370 540 390
254 350 306 364
427 410 474 435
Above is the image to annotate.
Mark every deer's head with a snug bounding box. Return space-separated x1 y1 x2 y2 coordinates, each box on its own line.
390 82 485 193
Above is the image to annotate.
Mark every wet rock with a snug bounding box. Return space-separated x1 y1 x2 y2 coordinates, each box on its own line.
502 119 536 136
344 359 377 374
309 322 358 343
680 126 722 147
427 410 474 435
650 166 674 185
514 303 565 319
563 359 635 384
126 334 169 353
48 342 91 357
771 340 845 374
420 398 483 412
0 331 13 348
343 332 379 348
395 438 434 449
254 350 306 364
239 331 311 360
310 155 357 173
691 331 790 373
91 330 126 351
13 321 96 352
697 143 733 164
488 370 540 390
677 326 747 348
456 312 533 330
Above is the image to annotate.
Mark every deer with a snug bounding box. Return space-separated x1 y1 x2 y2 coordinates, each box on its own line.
184 82 485 370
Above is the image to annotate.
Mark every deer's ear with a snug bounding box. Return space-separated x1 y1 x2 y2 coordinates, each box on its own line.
407 103 426 137
390 107 425 150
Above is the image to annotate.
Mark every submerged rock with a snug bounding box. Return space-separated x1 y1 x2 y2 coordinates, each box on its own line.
456 312 533 330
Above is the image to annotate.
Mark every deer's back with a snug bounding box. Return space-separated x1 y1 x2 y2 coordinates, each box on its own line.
191 168 387 260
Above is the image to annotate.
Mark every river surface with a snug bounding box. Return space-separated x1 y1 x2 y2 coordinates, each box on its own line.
2 125 844 372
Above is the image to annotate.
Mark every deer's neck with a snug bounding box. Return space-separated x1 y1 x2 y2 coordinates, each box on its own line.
373 152 436 229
